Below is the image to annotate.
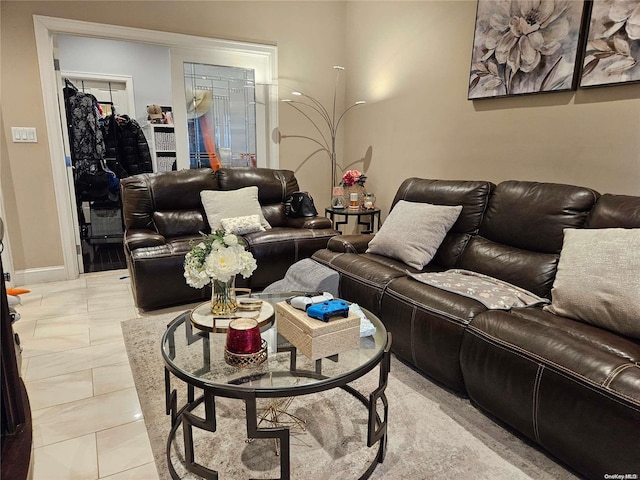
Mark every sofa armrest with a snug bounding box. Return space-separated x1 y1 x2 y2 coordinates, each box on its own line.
283 215 333 229
124 229 166 251
327 234 374 253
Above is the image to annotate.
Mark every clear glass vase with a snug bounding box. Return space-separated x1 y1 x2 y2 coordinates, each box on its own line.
211 276 238 316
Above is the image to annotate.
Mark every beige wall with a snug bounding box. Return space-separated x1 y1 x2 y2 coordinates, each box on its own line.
344 1 640 215
0 1 346 272
2 1 639 277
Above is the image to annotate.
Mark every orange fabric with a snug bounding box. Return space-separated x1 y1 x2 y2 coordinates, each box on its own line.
7 288 30 295
199 115 221 170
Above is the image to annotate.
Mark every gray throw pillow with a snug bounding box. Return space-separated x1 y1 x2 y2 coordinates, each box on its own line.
201 187 270 231
366 201 462 269
543 228 640 339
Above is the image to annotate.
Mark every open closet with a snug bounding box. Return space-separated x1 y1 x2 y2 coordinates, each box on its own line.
62 77 152 272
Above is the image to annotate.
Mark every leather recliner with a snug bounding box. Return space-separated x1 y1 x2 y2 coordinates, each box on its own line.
121 167 338 310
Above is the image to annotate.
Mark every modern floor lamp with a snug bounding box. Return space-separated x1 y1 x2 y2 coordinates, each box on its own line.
282 66 365 198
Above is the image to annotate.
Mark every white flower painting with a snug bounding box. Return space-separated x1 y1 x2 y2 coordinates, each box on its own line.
468 0 587 98
580 0 640 87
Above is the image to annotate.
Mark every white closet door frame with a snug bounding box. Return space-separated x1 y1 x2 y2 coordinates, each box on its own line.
62 72 136 119
33 15 278 281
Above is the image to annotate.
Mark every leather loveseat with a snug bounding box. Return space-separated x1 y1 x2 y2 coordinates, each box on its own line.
312 178 640 479
121 167 338 310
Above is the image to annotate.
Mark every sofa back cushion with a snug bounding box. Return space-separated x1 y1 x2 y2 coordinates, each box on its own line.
458 181 600 298
216 168 299 227
391 178 494 267
121 168 217 236
585 194 640 228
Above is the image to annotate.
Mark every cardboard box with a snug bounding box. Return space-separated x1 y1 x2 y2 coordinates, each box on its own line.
276 301 360 360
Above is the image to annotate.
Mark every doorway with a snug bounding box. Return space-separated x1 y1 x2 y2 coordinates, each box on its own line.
59 73 136 273
34 15 278 281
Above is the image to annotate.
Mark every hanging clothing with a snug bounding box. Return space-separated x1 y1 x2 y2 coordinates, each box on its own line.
64 80 110 202
64 85 105 163
102 115 153 176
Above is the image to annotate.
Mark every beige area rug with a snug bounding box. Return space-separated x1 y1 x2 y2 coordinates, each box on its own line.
122 312 579 480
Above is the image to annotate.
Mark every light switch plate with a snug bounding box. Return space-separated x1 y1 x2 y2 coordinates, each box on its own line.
11 127 37 143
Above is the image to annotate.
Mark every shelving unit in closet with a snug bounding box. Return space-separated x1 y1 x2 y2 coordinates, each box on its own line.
143 106 177 172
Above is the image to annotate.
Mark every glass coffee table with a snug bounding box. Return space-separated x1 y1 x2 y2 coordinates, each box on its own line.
161 292 391 480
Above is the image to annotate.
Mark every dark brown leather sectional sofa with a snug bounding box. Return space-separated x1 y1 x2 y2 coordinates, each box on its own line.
312 178 640 479
121 167 338 310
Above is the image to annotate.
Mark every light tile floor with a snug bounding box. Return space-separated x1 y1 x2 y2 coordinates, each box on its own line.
13 269 162 480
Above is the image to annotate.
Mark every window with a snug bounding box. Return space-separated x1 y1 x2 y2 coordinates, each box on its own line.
184 62 257 169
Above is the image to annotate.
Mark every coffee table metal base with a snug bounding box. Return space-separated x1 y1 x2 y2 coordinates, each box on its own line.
164 337 391 480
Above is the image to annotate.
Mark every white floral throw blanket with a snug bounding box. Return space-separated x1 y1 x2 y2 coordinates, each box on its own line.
408 269 550 310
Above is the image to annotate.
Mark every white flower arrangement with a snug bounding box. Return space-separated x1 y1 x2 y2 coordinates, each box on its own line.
184 229 257 288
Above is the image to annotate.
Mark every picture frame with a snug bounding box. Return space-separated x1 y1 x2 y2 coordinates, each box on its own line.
468 0 589 99
579 0 640 88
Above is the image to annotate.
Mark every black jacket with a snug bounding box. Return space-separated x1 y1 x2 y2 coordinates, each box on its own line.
102 115 153 176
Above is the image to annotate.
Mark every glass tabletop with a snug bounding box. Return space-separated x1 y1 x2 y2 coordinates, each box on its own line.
161 292 387 396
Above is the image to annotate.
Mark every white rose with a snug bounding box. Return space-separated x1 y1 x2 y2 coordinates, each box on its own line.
205 248 238 282
223 234 238 246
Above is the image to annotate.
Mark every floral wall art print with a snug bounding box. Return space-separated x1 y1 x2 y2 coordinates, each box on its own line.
468 0 588 99
580 0 640 87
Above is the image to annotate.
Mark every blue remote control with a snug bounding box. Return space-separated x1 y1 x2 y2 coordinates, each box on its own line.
306 300 350 322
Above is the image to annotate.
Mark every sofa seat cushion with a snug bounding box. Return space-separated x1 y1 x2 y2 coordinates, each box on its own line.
461 307 640 478
466 308 640 400
313 252 407 282
311 251 411 316
386 276 489 327
362 253 440 274
381 276 488 393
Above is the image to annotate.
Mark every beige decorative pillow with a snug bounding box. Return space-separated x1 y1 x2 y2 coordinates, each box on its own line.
544 228 640 339
201 187 270 231
220 215 265 235
366 201 462 269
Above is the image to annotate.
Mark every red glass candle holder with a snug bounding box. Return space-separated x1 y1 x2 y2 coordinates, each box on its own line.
225 318 262 354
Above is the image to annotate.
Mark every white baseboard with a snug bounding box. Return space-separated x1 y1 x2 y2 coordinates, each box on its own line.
14 265 68 286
